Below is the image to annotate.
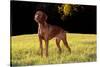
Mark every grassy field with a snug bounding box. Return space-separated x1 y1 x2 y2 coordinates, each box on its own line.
11 33 96 66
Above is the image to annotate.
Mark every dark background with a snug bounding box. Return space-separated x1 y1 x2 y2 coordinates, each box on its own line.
11 1 96 36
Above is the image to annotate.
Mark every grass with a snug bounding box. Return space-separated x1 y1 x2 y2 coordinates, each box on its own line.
11 33 96 66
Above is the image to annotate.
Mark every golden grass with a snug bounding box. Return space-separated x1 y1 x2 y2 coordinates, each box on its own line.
11 33 96 66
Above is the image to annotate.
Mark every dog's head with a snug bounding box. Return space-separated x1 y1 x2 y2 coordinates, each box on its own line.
34 10 47 23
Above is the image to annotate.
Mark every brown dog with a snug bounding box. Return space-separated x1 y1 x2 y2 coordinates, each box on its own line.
34 10 71 57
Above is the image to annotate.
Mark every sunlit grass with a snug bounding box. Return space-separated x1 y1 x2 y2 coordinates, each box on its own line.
11 33 96 66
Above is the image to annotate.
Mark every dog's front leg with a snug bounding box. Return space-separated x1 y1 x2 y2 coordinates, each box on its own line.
44 38 49 57
39 36 43 56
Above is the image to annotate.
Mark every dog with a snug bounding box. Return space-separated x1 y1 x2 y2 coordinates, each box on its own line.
34 10 71 57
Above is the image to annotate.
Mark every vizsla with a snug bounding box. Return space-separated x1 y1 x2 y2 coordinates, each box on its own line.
34 10 71 57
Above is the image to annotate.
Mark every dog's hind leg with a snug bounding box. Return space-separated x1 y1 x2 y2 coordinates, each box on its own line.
61 33 71 53
56 38 62 54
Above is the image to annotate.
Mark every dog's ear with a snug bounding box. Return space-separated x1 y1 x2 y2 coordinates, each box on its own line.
43 13 48 21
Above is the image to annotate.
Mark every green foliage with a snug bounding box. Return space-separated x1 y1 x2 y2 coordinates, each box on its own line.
58 4 72 16
58 4 82 20
58 4 72 20
11 33 96 66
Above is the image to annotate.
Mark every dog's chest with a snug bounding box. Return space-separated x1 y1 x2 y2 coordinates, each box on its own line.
38 25 48 39
39 27 46 35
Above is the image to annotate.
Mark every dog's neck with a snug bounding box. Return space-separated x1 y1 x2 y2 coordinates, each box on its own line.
38 21 48 28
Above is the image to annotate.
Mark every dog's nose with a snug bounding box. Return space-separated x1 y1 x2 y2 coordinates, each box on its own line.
35 14 39 18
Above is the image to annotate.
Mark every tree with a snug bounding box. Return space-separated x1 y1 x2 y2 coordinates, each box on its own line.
58 4 84 20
